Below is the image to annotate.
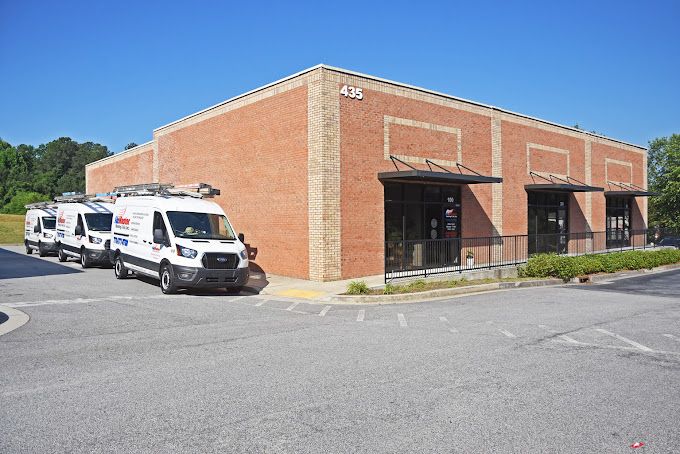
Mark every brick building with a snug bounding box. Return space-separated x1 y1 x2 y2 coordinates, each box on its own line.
86 65 650 281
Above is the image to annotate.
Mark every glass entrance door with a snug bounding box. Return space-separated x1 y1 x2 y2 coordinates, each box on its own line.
606 196 631 248
528 191 569 254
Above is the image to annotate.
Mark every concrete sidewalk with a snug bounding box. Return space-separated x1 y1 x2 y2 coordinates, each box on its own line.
244 266 521 301
245 271 386 300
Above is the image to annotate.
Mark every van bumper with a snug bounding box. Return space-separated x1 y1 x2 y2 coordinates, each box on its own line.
173 265 249 289
84 248 113 264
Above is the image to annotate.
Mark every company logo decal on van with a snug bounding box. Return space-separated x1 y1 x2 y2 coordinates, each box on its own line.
114 208 131 226
57 211 66 225
113 237 129 246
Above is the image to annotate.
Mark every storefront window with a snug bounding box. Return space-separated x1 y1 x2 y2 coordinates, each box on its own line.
384 183 462 270
384 183 461 241
606 196 631 248
528 191 569 254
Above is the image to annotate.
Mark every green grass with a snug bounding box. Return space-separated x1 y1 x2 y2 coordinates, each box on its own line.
345 277 537 296
0 214 25 244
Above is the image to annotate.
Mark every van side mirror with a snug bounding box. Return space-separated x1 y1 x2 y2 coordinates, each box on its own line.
34 225 40 233
75 225 83 236
153 229 165 245
238 233 245 243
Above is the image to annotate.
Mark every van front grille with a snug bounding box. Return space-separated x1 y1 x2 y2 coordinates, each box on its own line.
202 253 238 270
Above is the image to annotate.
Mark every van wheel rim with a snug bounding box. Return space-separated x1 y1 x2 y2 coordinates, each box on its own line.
115 261 121 275
162 272 170 288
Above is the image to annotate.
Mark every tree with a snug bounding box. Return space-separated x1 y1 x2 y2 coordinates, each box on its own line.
648 134 680 230
0 137 111 212
125 142 138 150
0 191 50 214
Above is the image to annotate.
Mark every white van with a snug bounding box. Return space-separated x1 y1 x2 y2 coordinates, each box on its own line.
55 193 114 268
110 183 249 294
24 203 58 256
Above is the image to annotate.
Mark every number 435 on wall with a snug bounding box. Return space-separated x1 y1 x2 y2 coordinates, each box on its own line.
340 85 363 100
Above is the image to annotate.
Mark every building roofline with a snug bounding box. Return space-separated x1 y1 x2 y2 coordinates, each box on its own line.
319 64 646 150
116 63 644 153
153 64 325 134
85 140 154 168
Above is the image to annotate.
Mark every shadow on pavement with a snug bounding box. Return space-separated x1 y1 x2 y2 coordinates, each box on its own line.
0 247 82 280
572 269 680 299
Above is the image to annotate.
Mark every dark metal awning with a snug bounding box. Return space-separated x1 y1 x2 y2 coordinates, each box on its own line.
604 181 658 197
525 172 603 193
525 183 604 193
379 156 502 185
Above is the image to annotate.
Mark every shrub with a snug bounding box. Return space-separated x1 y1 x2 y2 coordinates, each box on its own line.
383 283 398 295
405 279 427 292
521 249 680 281
346 280 370 295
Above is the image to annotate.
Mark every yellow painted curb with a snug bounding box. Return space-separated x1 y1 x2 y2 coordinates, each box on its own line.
275 289 326 299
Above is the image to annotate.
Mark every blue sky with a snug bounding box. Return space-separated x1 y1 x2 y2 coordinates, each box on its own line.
1 0 678 152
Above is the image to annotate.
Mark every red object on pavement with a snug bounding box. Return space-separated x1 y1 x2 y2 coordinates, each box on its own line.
631 442 645 448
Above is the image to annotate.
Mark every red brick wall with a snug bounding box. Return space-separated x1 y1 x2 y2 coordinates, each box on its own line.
339 88 493 279
86 146 154 194
501 122 588 234
591 142 646 231
155 86 309 279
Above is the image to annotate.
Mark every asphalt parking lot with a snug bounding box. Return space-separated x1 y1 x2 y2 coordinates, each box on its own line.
1 245 680 453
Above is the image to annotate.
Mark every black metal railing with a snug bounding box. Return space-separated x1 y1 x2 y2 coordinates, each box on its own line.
385 228 679 281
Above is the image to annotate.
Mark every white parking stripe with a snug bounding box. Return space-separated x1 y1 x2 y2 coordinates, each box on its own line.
319 306 331 317
397 313 407 327
254 300 268 307
357 310 365 322
595 328 654 352
538 324 580 344
663 333 680 343
6 295 172 308
498 329 516 338
439 316 458 333
286 302 299 311
230 296 248 303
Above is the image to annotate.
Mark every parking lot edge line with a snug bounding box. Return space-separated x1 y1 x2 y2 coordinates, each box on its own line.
397 313 407 327
319 306 331 317
254 300 268 307
357 310 365 322
498 329 516 338
286 302 299 311
595 328 655 352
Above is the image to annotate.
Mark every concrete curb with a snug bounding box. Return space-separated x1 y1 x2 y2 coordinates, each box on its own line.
585 263 680 283
328 278 564 304
0 305 29 337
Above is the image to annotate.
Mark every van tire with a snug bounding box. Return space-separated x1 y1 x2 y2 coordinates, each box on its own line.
80 249 91 268
160 264 177 294
114 255 129 279
58 246 67 262
38 242 48 257
229 286 243 294
25 242 33 254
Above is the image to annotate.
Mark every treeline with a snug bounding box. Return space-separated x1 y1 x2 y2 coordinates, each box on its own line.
0 137 111 214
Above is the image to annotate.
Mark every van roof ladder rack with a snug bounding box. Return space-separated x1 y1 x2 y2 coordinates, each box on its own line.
53 192 115 203
25 201 58 209
113 182 220 198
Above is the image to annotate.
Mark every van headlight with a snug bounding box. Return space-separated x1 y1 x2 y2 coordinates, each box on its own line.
176 244 198 259
239 249 248 260
89 235 103 244
43 232 53 239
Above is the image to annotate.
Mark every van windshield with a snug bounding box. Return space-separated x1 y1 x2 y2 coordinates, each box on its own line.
42 217 56 229
84 213 113 231
167 211 236 240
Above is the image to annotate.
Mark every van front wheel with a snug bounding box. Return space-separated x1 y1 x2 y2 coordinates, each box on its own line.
160 264 177 294
58 246 67 262
114 256 129 279
80 249 91 268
